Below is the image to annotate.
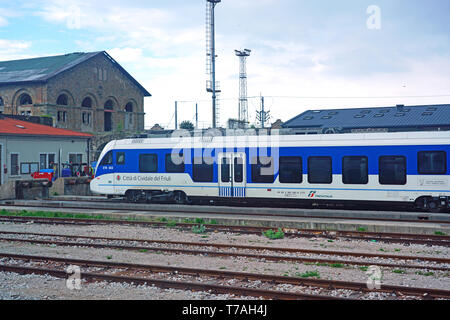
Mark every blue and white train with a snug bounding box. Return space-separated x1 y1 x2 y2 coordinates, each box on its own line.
90 131 450 212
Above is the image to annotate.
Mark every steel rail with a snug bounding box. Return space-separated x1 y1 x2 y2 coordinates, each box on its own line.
1 253 449 299
0 214 449 247
1 230 449 264
0 236 448 272
0 262 339 300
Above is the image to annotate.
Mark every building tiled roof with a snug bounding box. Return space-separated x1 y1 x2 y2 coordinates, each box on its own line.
0 51 151 96
0 117 93 138
282 104 450 130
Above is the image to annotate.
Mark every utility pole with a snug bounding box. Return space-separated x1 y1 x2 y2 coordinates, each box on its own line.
175 101 178 130
195 103 199 129
206 0 222 128
256 95 270 128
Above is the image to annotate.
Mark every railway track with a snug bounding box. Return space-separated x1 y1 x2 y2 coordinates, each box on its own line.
0 214 449 247
2 253 450 299
0 231 448 272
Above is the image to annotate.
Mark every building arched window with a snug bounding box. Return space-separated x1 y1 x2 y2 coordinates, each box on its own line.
125 102 133 113
19 93 33 105
82 97 93 108
56 94 68 106
124 102 134 130
104 99 114 110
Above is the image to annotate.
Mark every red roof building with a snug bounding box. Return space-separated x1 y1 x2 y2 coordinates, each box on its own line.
0 116 92 185
0 117 92 138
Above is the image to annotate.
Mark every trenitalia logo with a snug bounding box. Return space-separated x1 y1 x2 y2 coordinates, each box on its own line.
308 191 316 198
116 175 121 181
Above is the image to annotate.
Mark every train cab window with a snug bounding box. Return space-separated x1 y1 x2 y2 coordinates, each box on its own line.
418 151 446 174
308 156 332 184
99 151 113 166
342 156 368 184
166 153 185 173
139 154 158 173
251 156 274 183
116 152 125 165
279 156 302 184
193 157 214 182
379 156 406 185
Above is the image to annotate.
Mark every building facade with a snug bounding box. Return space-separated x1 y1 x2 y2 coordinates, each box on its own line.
0 51 151 135
0 115 92 185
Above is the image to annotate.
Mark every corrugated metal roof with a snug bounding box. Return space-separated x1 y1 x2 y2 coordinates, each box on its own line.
0 117 93 138
282 104 450 130
0 51 151 97
0 52 100 84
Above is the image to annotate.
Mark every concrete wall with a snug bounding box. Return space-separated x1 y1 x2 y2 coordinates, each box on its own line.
50 177 93 196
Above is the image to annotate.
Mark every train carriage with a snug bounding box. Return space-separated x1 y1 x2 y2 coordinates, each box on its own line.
90 131 450 212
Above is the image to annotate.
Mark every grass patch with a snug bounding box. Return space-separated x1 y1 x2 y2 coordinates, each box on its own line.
359 266 369 272
393 269 406 274
192 224 207 234
165 220 177 228
262 228 284 240
434 231 446 236
330 263 344 268
195 218 205 224
415 271 434 277
357 227 367 232
0 209 114 221
139 249 148 253
209 219 218 225
106 255 112 260
296 271 320 278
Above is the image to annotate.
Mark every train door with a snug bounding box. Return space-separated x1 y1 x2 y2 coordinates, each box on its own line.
218 152 246 198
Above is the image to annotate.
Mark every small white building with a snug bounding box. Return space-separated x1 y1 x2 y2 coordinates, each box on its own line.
0 115 92 186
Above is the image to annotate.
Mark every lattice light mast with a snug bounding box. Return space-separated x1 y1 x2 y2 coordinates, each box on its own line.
206 0 221 128
235 49 251 125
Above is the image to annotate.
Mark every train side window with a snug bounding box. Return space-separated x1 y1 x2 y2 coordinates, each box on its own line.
279 156 302 183
234 157 243 183
308 156 332 184
221 158 230 183
418 151 446 174
116 152 125 165
193 157 214 182
342 156 368 184
139 154 158 173
251 156 274 183
99 151 113 166
166 153 185 173
379 156 406 185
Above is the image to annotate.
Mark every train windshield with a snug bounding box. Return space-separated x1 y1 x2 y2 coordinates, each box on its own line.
99 151 113 166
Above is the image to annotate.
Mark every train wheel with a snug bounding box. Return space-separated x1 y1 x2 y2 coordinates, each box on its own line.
428 200 442 213
125 190 138 203
173 191 187 205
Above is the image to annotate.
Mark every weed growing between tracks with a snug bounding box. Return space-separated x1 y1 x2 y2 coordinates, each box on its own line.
262 228 285 240
0 209 118 221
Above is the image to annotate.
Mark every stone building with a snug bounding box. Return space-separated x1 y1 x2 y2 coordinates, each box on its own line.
0 51 151 158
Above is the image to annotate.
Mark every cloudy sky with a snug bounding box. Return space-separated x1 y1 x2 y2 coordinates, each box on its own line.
1 0 449 129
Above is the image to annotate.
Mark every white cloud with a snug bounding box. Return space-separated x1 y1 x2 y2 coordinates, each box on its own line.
0 39 33 61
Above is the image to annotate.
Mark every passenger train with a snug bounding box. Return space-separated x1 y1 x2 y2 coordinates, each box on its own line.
90 131 450 212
